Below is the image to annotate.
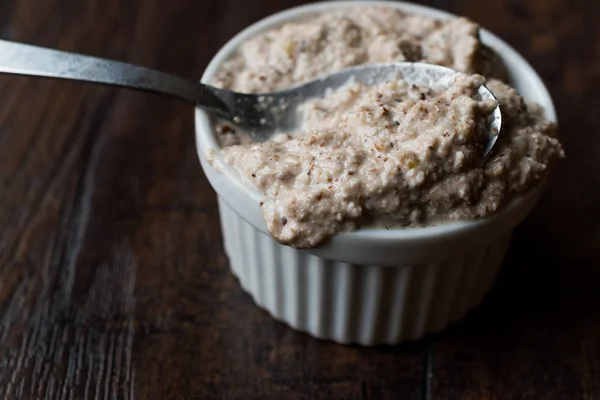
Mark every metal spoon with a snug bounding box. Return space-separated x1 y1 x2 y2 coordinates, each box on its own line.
0 39 501 156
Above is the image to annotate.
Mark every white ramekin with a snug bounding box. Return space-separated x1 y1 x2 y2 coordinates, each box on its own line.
194 1 557 345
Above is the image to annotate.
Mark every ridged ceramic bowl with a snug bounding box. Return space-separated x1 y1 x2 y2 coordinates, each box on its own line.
195 1 556 345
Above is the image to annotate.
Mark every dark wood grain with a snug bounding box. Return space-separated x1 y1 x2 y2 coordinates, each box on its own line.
0 0 597 399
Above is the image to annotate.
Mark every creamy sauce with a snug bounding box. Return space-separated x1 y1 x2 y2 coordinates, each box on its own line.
212 7 565 248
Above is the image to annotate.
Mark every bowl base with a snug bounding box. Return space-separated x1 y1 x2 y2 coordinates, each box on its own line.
218 198 510 345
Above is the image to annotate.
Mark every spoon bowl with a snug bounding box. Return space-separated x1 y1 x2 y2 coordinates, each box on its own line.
217 62 502 157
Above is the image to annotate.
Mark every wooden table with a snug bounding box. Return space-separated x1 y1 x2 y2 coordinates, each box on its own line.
0 0 597 398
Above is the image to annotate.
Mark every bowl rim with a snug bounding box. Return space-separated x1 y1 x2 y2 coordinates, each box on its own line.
194 0 556 252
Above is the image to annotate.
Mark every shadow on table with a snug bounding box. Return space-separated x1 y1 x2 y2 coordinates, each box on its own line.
440 140 599 336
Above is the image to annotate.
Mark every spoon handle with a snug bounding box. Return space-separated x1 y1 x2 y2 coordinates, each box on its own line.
0 39 232 117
